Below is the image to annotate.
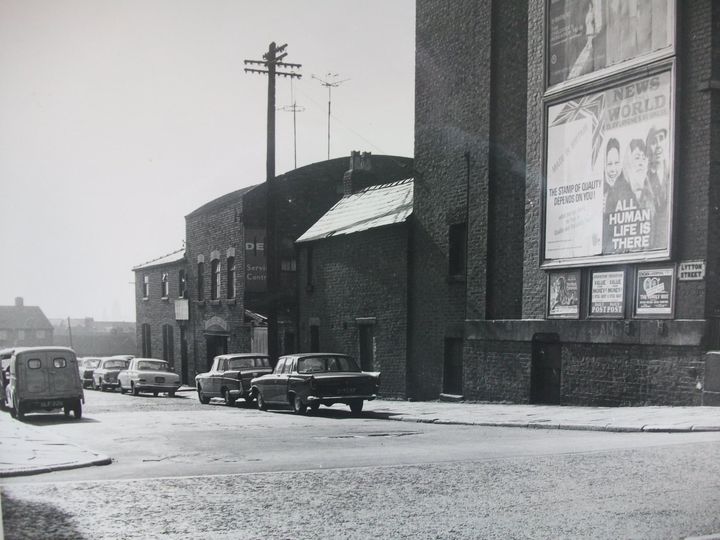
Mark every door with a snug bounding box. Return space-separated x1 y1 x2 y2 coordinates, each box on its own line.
48 351 77 396
19 353 49 398
205 335 228 371
530 334 562 404
443 338 463 395
359 325 375 371
180 327 189 385
310 326 320 353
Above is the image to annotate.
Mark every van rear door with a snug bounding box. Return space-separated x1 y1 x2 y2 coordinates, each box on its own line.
49 351 79 396
20 352 49 396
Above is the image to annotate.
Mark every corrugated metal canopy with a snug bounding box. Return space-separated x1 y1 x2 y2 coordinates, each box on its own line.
297 178 413 243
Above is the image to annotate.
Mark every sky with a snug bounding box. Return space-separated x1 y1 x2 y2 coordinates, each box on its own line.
0 0 415 322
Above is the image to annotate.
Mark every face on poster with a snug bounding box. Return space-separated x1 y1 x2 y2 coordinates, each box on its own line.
590 270 624 316
548 0 673 86
545 70 673 263
635 267 674 315
548 270 580 317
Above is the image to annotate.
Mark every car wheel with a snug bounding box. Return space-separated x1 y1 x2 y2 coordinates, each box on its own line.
15 397 24 420
132 383 140 396
244 393 255 405
349 399 364 415
310 402 320 412
73 400 82 419
101 383 107 392
153 392 158 397
168 391 175 397
223 389 236 406
119 382 126 394
93 379 100 391
257 390 268 411
197 387 210 405
292 394 307 415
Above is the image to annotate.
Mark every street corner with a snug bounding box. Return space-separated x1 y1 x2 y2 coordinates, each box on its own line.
0 417 111 478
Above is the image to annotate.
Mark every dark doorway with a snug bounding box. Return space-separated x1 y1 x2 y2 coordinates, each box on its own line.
310 326 320 353
530 333 562 404
359 324 375 371
205 335 228 371
180 326 189 385
443 338 463 395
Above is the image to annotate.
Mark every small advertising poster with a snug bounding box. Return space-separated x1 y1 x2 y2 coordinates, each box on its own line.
244 228 266 292
545 70 673 264
589 269 625 317
548 270 580 318
635 267 674 316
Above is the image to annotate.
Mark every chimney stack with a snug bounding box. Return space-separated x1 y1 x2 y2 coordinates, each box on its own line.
14 297 23 307
342 151 376 196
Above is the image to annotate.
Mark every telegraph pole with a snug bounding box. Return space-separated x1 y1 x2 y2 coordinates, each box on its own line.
312 73 349 160
279 80 305 169
244 42 301 365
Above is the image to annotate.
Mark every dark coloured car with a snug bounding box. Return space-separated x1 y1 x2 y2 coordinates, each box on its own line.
195 354 272 405
250 353 380 414
79 357 102 389
92 357 130 391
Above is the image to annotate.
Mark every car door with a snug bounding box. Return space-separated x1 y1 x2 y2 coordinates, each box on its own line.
266 357 285 403
207 357 219 396
20 352 49 399
48 351 77 396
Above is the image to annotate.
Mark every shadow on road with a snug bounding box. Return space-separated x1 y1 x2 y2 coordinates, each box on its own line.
1 493 86 540
16 414 101 426
259 407 400 421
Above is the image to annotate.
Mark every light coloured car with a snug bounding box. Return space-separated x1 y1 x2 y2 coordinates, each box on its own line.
78 357 103 389
118 357 181 397
92 357 130 391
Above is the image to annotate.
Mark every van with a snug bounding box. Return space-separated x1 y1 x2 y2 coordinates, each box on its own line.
3 347 84 419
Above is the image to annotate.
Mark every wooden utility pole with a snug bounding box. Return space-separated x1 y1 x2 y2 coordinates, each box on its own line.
245 43 301 364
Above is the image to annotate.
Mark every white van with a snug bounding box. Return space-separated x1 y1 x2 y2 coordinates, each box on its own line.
4 347 84 419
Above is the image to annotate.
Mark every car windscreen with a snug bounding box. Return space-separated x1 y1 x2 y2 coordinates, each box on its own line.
297 356 360 374
137 361 169 371
103 360 128 369
85 359 101 369
228 357 269 370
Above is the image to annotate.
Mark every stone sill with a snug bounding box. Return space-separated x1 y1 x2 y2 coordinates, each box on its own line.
465 319 716 348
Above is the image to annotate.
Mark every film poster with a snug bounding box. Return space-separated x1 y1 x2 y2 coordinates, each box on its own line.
635 267 674 315
545 70 672 262
548 270 580 318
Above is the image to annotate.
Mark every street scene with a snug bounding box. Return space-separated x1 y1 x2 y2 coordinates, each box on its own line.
3 0 720 538
4 389 720 539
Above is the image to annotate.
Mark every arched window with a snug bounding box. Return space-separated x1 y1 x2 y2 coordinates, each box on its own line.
161 272 169 298
211 259 220 300
227 257 235 299
197 262 205 300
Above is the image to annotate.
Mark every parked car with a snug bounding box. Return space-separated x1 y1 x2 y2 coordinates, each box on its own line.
195 353 272 406
3 346 84 419
78 357 103 389
0 348 16 410
92 357 130 391
118 358 181 397
250 353 380 415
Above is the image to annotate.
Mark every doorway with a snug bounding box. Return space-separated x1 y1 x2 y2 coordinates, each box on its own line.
358 324 375 371
443 338 463 395
205 335 228 371
180 326 189 385
530 333 562 404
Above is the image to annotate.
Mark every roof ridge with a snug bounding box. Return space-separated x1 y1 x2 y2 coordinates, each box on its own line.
133 247 185 270
358 177 414 193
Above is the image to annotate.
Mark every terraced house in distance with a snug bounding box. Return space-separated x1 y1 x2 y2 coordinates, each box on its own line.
133 153 413 384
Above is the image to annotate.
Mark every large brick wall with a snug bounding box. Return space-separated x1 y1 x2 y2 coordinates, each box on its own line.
298 225 409 398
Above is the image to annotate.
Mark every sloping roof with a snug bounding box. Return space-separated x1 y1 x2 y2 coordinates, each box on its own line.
185 184 259 218
0 306 53 330
132 248 185 271
296 178 413 243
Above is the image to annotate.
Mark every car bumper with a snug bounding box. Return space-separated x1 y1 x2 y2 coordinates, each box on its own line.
306 394 377 403
136 384 181 392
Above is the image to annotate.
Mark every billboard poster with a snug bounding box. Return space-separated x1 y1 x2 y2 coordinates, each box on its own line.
635 267 674 316
548 0 673 86
589 269 624 316
548 270 580 318
244 228 266 292
545 70 673 263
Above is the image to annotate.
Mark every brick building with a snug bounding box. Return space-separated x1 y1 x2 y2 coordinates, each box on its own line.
133 154 413 383
0 297 54 348
296 171 413 398
412 0 720 405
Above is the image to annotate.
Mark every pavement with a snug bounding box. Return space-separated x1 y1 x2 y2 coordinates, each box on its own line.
1 393 719 478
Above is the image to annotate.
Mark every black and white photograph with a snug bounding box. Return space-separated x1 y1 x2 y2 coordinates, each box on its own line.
2 1 720 539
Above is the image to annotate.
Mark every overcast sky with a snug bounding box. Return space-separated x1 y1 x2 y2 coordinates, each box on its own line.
0 0 415 322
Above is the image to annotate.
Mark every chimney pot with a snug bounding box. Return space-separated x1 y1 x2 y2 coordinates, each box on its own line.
14 297 23 307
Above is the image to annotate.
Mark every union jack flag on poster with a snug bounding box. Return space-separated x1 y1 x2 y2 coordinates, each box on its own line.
549 93 606 167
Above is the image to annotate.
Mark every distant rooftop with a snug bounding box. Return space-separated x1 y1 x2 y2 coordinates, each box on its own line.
132 248 185 271
296 178 413 243
0 304 53 331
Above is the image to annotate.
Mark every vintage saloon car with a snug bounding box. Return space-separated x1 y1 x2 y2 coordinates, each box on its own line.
92 357 130 391
117 357 181 397
79 357 103 389
250 353 380 414
195 353 272 405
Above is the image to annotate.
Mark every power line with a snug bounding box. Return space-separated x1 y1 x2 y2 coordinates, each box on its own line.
311 73 349 160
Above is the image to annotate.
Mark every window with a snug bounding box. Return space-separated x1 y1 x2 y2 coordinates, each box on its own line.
53 357 67 368
211 259 220 300
197 262 205 300
448 223 467 277
141 323 152 357
143 275 150 298
178 269 187 298
281 258 297 272
28 358 41 369
161 272 169 298
227 257 235 299
36 330 46 339
162 324 174 365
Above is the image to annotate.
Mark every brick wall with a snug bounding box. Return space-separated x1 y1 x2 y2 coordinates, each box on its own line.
298 225 408 398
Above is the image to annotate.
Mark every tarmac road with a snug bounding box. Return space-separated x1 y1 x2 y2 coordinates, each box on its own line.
3 389 720 538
